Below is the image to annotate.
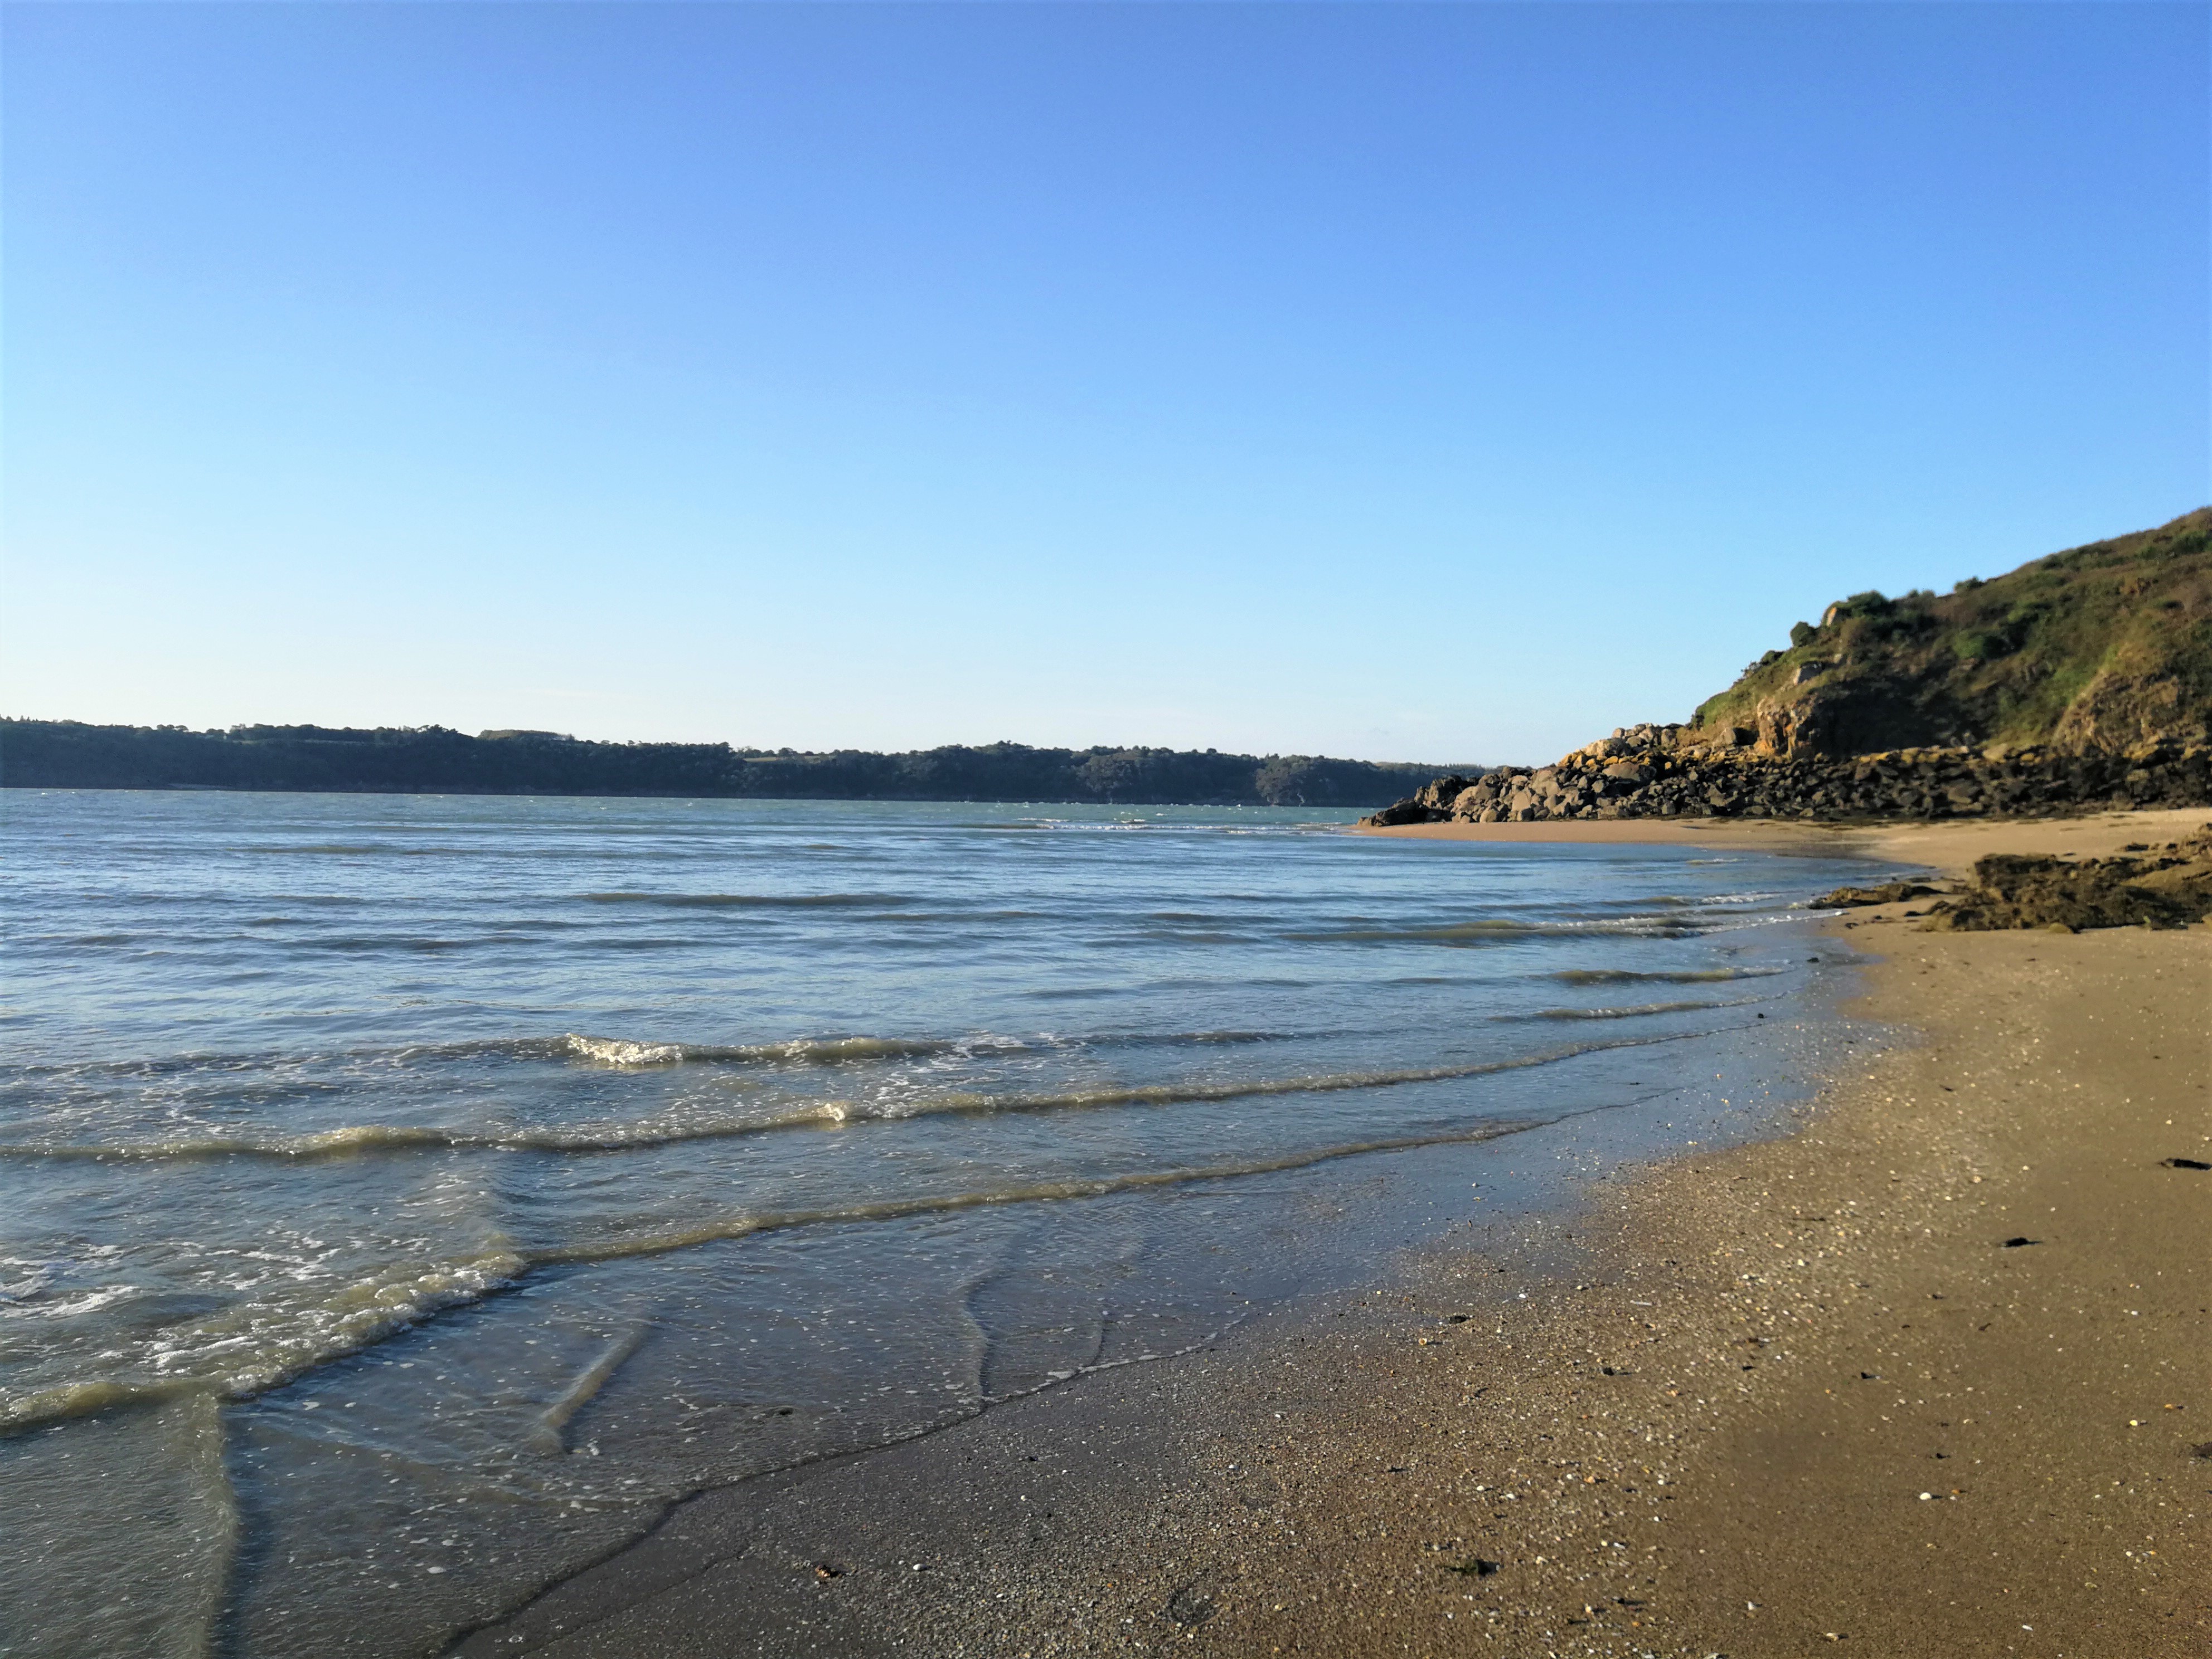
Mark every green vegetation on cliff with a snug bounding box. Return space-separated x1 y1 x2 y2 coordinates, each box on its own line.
0 722 1448 808
1691 507 2212 755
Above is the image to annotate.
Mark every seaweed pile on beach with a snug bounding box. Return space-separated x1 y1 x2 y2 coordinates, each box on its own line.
1917 827 2212 932
1813 825 2212 932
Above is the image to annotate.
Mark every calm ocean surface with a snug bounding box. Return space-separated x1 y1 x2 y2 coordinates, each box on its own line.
0 791 1886 1656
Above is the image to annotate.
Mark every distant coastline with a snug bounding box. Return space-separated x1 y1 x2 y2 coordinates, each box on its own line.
0 720 1465 808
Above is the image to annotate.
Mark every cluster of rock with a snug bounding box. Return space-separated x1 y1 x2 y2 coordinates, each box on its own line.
1919 831 2212 932
1812 830 2212 932
1365 724 2212 827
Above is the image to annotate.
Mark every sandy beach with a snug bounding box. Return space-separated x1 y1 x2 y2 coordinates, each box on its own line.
452 811 2210 1659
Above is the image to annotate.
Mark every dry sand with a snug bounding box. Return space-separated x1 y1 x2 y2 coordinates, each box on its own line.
452 812 2211 1659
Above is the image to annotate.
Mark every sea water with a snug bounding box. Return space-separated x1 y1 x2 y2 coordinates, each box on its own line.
0 790 1889 1657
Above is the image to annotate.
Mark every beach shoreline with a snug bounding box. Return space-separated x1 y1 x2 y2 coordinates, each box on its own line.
451 811 2211 1659
1352 802 2212 870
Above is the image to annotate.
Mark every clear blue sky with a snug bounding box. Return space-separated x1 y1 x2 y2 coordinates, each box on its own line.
4 2 2205 764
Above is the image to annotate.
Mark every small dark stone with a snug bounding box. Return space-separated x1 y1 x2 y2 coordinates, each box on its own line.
2161 1157 2211 1171
2002 1237 2039 1248
1164 1582 1217 1627
1817 881 1942 907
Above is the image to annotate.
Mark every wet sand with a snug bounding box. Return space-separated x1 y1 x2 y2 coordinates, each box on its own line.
450 812 2211 1658
1357 802 2212 868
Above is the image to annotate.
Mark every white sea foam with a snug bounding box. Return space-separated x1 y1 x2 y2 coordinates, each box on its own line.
0 1285 143 1321
565 1036 686 1068
2 1027 1728 1162
0 1247 527 1434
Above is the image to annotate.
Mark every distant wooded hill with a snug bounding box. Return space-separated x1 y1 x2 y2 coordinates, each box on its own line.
0 721 1455 808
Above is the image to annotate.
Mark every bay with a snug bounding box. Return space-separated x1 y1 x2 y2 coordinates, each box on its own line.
0 790 1884 1656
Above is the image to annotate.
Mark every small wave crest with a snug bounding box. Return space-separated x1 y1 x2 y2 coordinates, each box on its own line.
0 1035 570 1084
561 1032 962 1069
1503 998 1760 1022
1548 967 1784 986
564 1036 687 1067
0 1032 1711 1162
0 1248 526 1436
0 1283 146 1321
580 891 911 909
1293 916 1699 944
4 1120 1554 1435
557 1029 1304 1070
531 1117 1551 1268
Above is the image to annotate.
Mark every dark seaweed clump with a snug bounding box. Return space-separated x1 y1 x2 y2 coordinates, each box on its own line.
1918 828 2212 933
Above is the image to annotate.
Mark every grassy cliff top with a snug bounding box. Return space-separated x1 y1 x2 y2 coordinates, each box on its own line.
1691 507 2212 756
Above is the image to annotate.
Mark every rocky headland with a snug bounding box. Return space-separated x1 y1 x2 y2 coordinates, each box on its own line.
1370 507 2212 832
1368 726 2212 827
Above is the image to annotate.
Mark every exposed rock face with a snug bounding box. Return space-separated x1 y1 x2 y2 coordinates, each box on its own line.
1361 726 2212 827
1361 510 2212 828
2048 666 2207 754
1692 508 2212 759
1917 830 2212 932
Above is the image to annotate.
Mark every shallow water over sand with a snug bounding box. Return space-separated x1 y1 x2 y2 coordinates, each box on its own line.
0 792 1883 1656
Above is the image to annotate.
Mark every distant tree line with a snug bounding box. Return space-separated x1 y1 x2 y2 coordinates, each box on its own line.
0 721 1458 807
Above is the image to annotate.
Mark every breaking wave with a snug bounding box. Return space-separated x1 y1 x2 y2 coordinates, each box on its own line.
0 1118 1558 1436
560 1027 1305 1069
1291 915 1701 943
560 1032 963 1068
580 891 913 909
0 1246 527 1435
1548 966 1786 986
1502 998 1763 1022
0 1030 1722 1162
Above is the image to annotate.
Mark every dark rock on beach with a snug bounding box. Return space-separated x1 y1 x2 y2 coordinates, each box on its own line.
1815 881 1943 908
1916 828 2212 933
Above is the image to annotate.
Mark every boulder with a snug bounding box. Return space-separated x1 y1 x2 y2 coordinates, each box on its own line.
1364 799 1441 827
1369 738 2212 831
1411 773 1474 812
